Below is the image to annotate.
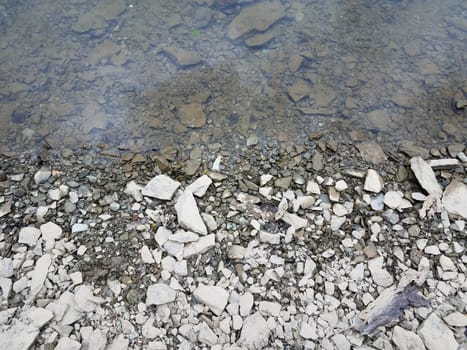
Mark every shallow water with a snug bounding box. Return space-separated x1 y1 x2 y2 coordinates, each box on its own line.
0 0 465 156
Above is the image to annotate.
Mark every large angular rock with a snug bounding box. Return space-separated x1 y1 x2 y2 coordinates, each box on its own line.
364 169 384 193
146 283 176 306
28 254 52 303
442 181 467 219
410 157 442 196
142 175 180 200
227 1 285 40
18 227 41 246
418 313 459 350
193 285 229 315
392 326 425 350
0 322 39 350
174 190 207 235
237 312 270 348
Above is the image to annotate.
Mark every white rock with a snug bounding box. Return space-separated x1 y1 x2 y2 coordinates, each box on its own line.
69 271 83 285
155 226 171 246
258 301 281 317
71 223 88 233
237 312 270 348
169 230 199 243
198 322 218 346
383 191 403 209
418 313 458 350
332 334 351 350
392 326 425 350
368 257 393 287
306 181 321 194
410 157 442 196
146 283 176 306
48 188 61 201
124 180 144 201
280 212 307 229
193 285 229 315
0 201 11 218
55 337 81 350
300 321 318 340
74 285 105 312
427 158 460 169
335 180 348 191
142 174 180 200
186 175 212 197
260 174 273 186
232 315 243 330
107 280 122 297
18 227 41 246
28 254 52 303
106 334 129 350
81 326 107 350
439 255 456 271
175 190 207 235
26 306 54 328
293 196 315 212
141 245 155 264
0 322 39 350
201 213 218 232
183 234 215 258
424 245 440 255
443 311 467 327
0 277 12 299
364 169 384 193
34 167 51 184
330 216 346 231
163 240 184 259
0 258 13 278
40 222 62 250
442 181 467 219
258 231 280 244
239 292 254 317
350 263 364 282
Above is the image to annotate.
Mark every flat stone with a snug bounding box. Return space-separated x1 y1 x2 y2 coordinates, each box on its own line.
0 258 13 278
237 312 270 348
300 321 318 340
364 169 384 193
162 47 201 67
72 0 126 33
146 283 176 306
179 103 206 128
427 158 460 169
443 311 467 327
392 326 425 350
0 277 12 299
26 307 54 328
258 301 281 317
0 201 11 218
18 226 41 246
193 285 229 315
383 191 403 209
280 212 307 229
34 167 51 184
439 255 456 271
368 257 393 287
198 322 218 346
71 223 88 233
410 157 442 196
287 80 310 102
169 230 199 243
74 285 105 312
141 246 155 264
418 313 459 350
175 190 207 235
81 326 107 350
124 181 143 201
258 231 280 244
28 254 52 303
155 226 171 246
0 322 39 350
332 334 351 350
245 30 277 47
356 142 387 164
142 175 180 200
239 292 254 317
55 337 82 350
186 175 212 197
227 1 285 40
442 181 467 219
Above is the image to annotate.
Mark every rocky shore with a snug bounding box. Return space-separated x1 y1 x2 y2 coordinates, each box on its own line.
0 137 466 349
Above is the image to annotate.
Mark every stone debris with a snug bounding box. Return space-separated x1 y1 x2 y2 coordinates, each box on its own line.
142 174 181 200
442 180 467 219
186 174 212 197
418 313 459 350
193 284 229 315
146 283 177 306
18 226 41 246
174 190 208 235
364 169 384 193
237 312 270 348
392 326 425 350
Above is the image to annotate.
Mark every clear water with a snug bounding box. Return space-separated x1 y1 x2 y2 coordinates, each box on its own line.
0 0 465 155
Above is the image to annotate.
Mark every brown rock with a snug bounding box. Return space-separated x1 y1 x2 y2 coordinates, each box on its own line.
288 55 304 72
287 80 310 102
162 47 201 67
88 41 121 65
245 30 277 47
356 142 386 165
179 103 206 128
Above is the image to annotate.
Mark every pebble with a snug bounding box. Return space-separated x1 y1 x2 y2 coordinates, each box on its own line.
146 283 177 306
18 226 41 246
193 285 229 315
72 223 88 233
34 167 51 184
364 169 384 193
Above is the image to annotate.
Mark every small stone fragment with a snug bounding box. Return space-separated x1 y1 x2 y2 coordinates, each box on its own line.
146 283 176 306
193 285 229 315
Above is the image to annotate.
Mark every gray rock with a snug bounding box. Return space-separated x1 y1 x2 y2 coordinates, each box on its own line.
237 312 270 348
146 283 176 306
28 254 52 303
34 167 51 184
55 337 82 350
418 313 459 350
442 181 467 219
0 258 14 278
0 201 11 218
392 326 425 350
174 190 207 235
142 175 180 200
364 169 384 193
18 227 41 246
0 322 39 350
410 157 442 196
71 223 88 233
193 284 229 315
186 175 212 197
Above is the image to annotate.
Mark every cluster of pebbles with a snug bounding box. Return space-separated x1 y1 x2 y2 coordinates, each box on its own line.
0 137 466 350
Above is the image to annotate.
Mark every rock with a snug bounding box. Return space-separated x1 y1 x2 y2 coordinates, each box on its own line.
245 30 277 47
141 246 155 264
74 285 105 312
237 312 270 348
72 0 126 33
0 258 13 278
258 301 281 317
193 285 229 315
26 307 54 328
28 254 52 303
155 226 171 246
410 157 442 196
356 142 387 164
124 181 143 201
427 158 460 169
146 283 176 306
239 292 254 317
34 167 51 184
169 230 199 243
142 174 180 200
0 322 39 350
288 54 303 72
0 277 12 299
0 201 11 218
186 175 212 197
198 322 218 346
162 47 201 67
312 151 324 171
18 226 41 246
227 1 285 40
331 334 351 350
87 40 120 65
81 326 107 350
368 257 393 287
383 191 403 209
442 181 467 219
174 190 207 235
364 169 384 193
280 212 307 229
418 313 459 350
55 337 82 350
179 103 206 128
107 335 129 350
443 311 467 327
300 321 318 340
40 222 62 250
392 326 425 350
71 223 88 233
258 231 280 244
287 80 310 102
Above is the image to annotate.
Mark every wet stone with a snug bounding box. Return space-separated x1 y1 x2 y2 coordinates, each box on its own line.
162 47 201 67
179 103 206 128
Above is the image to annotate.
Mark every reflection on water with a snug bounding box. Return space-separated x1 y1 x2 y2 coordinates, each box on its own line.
0 0 465 156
